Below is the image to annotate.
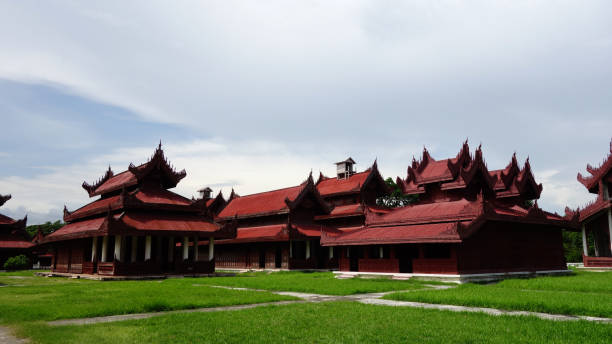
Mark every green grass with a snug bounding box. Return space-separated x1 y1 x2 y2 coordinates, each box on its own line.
385 270 612 318
192 271 433 295
17 302 612 344
0 271 295 323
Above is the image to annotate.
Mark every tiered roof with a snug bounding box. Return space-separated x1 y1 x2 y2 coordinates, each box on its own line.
397 141 542 202
0 194 32 249
323 142 570 246
566 139 612 223
577 139 612 194
218 174 331 220
81 142 187 197
322 194 576 246
43 144 234 244
315 160 388 198
215 221 330 245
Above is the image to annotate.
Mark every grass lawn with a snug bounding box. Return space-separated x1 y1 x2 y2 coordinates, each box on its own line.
0 271 296 323
385 270 612 318
192 270 433 295
17 302 612 344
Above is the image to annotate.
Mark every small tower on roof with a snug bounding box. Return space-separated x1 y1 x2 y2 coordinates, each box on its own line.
336 157 356 180
198 187 213 199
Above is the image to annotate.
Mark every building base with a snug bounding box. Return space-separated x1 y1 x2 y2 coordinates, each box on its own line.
333 270 573 284
35 271 232 281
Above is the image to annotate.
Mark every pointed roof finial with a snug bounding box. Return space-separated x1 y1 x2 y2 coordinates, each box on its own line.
158 140 162 150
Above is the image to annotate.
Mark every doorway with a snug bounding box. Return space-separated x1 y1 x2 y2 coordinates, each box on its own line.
397 244 419 273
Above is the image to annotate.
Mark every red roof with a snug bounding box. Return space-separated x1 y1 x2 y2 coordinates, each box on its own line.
322 222 464 246
0 240 34 249
0 213 16 225
82 144 187 197
216 224 288 244
44 217 107 242
322 196 573 246
218 185 303 219
368 199 482 226
121 213 220 232
66 195 121 220
316 170 371 197
577 139 612 193
291 223 323 237
416 159 455 184
401 142 542 201
315 203 364 220
94 171 138 196
133 188 192 206
573 197 612 222
65 188 196 222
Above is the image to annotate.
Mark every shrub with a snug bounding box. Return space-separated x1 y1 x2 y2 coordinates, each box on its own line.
3 255 30 270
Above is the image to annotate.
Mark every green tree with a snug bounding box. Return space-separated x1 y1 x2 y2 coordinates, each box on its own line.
3 254 30 270
26 220 64 238
563 231 583 263
376 177 418 208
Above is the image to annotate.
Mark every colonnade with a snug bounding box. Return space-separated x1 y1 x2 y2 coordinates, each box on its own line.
90 235 215 263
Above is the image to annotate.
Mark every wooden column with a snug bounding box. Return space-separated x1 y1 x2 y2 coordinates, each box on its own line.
379 246 384 259
145 236 152 261
168 237 174 262
101 236 108 262
91 237 98 262
194 236 199 261
114 235 122 262
289 240 293 258
208 238 215 261
329 246 333 259
305 240 311 259
582 224 588 257
131 236 138 263
182 236 189 260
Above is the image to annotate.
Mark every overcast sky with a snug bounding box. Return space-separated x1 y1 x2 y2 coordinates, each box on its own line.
1 1 611 224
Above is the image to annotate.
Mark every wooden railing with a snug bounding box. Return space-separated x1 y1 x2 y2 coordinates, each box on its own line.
583 256 612 267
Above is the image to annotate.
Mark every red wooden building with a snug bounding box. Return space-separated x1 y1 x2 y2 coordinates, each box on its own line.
314 159 390 229
322 142 577 277
213 159 390 270
40 144 235 276
214 174 333 269
568 139 612 267
0 194 31 267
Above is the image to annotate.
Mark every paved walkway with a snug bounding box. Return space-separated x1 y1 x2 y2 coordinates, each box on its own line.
0 326 28 344
359 298 612 324
46 284 612 326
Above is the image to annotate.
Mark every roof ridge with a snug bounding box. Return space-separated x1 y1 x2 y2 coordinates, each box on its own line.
232 183 303 199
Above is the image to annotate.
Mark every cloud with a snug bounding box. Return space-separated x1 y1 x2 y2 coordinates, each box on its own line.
0 2 609 222
0 1 610 143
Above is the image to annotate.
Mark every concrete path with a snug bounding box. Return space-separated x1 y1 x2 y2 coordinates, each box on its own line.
359 298 612 324
48 300 306 326
46 284 612 326
0 326 28 344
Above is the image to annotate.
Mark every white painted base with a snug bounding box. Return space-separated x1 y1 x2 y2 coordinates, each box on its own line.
332 270 574 284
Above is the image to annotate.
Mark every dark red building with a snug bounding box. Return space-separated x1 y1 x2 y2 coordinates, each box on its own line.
212 159 390 270
214 174 335 269
0 195 31 267
322 142 577 278
40 144 235 276
568 139 612 267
